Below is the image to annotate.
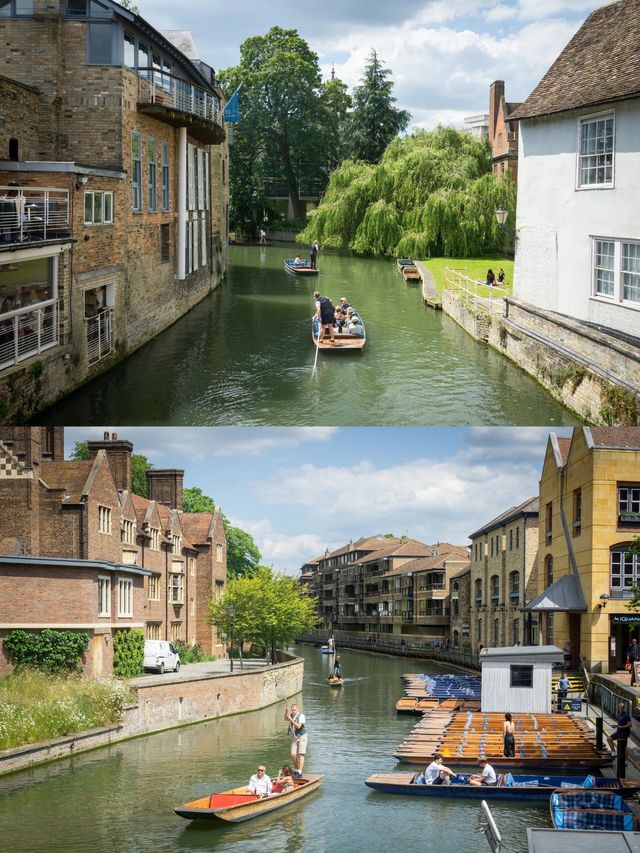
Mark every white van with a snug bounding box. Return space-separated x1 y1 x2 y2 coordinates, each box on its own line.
143 640 181 674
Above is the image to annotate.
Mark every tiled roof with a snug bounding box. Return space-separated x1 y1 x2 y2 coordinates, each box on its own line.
326 535 401 559
469 496 539 540
352 538 431 565
588 427 640 449
511 0 640 121
383 546 469 577
556 437 571 465
180 512 214 544
40 460 93 502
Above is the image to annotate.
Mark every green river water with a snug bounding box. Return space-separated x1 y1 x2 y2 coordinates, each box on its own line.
0 646 552 852
38 247 576 426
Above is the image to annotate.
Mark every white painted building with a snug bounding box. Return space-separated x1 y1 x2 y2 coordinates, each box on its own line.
511 0 640 340
480 645 564 714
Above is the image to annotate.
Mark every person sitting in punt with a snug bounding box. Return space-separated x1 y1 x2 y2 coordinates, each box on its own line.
248 765 273 798
339 297 352 312
294 255 304 265
422 753 454 785
334 306 346 333
346 309 364 336
272 764 295 794
468 758 497 786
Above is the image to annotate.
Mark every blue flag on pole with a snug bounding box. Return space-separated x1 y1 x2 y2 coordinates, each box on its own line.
223 90 241 123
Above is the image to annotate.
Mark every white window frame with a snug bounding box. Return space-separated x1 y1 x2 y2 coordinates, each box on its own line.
592 237 640 309
148 573 160 601
117 577 133 617
98 575 111 617
150 527 160 550
170 573 184 604
121 518 135 544
216 543 223 562
98 505 112 534
576 111 615 190
172 534 181 556
84 190 113 225
131 131 142 211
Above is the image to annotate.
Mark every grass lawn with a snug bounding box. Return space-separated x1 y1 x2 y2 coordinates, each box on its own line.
422 257 514 298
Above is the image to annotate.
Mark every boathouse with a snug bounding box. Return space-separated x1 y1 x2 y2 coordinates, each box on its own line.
480 645 564 714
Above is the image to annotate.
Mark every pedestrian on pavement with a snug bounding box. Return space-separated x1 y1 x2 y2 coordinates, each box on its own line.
608 702 632 752
284 702 307 777
627 638 639 684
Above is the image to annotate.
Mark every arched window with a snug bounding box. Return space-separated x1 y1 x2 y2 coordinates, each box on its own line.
490 574 500 604
545 555 553 587
509 571 520 605
610 543 640 595
474 578 482 606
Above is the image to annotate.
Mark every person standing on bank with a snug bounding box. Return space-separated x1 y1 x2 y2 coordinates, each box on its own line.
285 703 307 777
608 702 632 752
503 713 516 757
627 638 639 684
310 241 319 269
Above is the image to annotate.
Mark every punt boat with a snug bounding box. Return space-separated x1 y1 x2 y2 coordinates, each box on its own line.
550 788 637 830
311 317 366 351
365 772 639 803
328 676 344 687
174 773 323 822
284 258 319 276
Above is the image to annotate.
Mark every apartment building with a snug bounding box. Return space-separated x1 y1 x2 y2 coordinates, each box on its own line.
0 0 229 420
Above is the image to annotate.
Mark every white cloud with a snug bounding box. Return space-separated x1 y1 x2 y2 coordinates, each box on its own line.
228 516 331 574
65 426 338 461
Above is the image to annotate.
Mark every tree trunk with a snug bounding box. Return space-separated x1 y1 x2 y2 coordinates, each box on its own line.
277 137 305 221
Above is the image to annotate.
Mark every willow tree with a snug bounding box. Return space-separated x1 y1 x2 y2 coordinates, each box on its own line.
220 27 328 225
300 126 516 258
346 50 410 164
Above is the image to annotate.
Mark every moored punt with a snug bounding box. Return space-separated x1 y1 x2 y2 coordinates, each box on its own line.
365 773 640 803
396 258 414 272
174 773 323 823
311 318 366 351
284 258 319 276
394 710 611 769
550 789 637 831
402 265 422 282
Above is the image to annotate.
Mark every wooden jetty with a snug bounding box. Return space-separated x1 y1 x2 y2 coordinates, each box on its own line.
414 262 442 310
393 709 611 769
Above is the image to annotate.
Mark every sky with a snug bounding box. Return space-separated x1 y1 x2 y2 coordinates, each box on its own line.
135 0 606 130
66 426 573 574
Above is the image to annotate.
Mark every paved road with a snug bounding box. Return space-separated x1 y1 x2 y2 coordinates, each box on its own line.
129 657 270 687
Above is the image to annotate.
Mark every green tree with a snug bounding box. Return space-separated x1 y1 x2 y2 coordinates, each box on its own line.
225 522 262 578
346 50 410 164
208 567 317 662
70 440 152 497
321 74 352 174
118 0 140 12
183 487 216 513
220 27 328 226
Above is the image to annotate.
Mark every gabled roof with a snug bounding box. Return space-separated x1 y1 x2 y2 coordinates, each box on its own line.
469 496 539 540
383 546 469 577
525 573 588 613
511 0 640 121
352 538 431 565
325 535 402 560
586 427 640 450
40 458 99 502
180 512 215 545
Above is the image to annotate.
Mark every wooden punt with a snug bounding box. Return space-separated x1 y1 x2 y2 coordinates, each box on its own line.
311 318 366 351
396 258 414 272
402 266 422 282
550 789 637 831
328 676 344 687
174 773 323 822
366 773 639 803
284 259 319 276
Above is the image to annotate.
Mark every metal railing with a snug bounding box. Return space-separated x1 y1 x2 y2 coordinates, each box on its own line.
85 308 113 366
0 188 70 247
0 299 59 370
445 267 509 309
138 69 222 126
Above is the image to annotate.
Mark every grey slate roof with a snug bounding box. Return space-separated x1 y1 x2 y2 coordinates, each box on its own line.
510 0 640 121
525 573 588 612
469 496 539 540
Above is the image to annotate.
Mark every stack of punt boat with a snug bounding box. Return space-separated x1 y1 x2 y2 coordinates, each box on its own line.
394 710 611 769
396 673 481 714
396 259 422 283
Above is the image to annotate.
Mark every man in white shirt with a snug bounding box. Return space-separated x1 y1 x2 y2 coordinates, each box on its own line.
248 765 272 798
423 752 454 785
469 758 497 786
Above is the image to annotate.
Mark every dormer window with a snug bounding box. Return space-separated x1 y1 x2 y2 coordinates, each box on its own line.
65 0 111 18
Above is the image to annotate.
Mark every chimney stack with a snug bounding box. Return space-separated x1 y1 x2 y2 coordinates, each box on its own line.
489 80 505 147
147 469 184 510
88 436 133 493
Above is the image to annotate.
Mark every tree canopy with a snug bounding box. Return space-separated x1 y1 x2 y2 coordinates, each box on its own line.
208 566 317 659
183 487 215 514
346 50 410 164
220 27 330 228
299 126 516 258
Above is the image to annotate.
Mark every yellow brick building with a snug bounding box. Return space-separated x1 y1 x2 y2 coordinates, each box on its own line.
528 427 640 672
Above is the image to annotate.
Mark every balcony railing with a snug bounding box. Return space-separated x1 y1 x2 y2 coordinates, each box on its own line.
138 69 222 127
85 308 113 366
0 300 59 370
0 188 70 248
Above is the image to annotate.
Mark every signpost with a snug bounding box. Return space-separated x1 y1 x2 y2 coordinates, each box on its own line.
560 698 582 713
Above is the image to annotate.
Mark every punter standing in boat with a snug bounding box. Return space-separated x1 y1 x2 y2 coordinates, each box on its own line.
310 241 319 269
503 712 516 757
314 291 336 345
285 703 307 777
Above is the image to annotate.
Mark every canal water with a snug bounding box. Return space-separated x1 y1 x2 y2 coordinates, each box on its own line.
39 247 575 426
0 646 551 852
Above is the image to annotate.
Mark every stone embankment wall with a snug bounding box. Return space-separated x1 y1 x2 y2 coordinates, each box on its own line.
442 291 640 425
0 654 303 777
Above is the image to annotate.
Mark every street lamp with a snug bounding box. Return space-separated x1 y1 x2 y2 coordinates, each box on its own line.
227 601 235 672
495 205 508 229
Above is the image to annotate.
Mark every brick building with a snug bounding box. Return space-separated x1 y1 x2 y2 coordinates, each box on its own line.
0 427 227 675
0 0 229 421
488 80 521 181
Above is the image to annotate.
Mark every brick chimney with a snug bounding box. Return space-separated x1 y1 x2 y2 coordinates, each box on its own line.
147 469 184 510
489 80 505 147
88 433 133 492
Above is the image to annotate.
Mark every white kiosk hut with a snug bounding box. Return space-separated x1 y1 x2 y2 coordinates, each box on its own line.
480 645 564 713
